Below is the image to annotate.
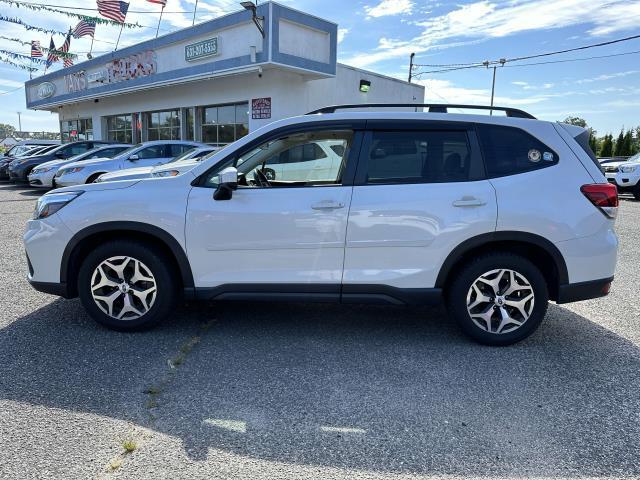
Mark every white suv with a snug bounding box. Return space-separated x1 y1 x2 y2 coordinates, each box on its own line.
24 105 619 345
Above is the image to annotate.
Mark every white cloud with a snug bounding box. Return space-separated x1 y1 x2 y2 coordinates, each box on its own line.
0 79 23 89
365 0 414 18
338 28 349 44
575 70 640 84
343 0 640 68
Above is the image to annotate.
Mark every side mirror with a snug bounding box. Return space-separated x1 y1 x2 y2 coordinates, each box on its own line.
129 154 139 161
213 167 238 201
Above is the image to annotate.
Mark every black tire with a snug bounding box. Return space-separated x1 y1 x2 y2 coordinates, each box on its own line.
77 240 178 331
446 253 549 346
86 173 103 184
633 184 640 201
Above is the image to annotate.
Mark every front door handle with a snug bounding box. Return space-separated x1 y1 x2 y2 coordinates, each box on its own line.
453 196 486 207
311 200 345 210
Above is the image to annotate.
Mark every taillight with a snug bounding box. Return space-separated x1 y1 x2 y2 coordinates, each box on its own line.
581 183 619 219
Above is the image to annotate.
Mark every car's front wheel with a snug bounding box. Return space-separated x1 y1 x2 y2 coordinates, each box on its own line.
447 253 548 346
77 240 177 330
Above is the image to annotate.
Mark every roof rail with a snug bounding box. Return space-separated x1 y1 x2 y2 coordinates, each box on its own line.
307 103 536 119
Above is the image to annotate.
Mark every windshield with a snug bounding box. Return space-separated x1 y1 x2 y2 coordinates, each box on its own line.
627 152 640 163
169 148 197 163
116 143 143 157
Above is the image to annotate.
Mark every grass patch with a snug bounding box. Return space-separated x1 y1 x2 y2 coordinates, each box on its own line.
108 458 123 471
122 439 138 453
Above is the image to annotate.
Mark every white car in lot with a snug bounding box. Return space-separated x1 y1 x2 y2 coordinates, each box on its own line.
28 144 131 188
55 140 208 186
95 146 218 183
611 153 640 200
24 104 618 346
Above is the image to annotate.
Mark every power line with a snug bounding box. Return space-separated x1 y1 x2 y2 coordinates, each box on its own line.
412 48 640 75
412 32 640 70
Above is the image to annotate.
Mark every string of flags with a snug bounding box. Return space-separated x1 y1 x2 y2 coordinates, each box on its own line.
0 0 183 74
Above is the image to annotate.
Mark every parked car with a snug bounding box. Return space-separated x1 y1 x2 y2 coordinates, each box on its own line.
0 144 59 180
95 146 218 183
54 140 208 187
1 140 59 160
611 152 640 199
28 144 132 188
8 141 111 183
24 104 618 346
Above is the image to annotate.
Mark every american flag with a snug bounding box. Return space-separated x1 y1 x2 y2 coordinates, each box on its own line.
59 31 73 67
30 40 43 58
97 0 129 23
45 37 58 67
146 0 167 5
72 19 96 39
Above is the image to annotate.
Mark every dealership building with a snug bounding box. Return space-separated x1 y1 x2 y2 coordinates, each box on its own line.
24 2 424 145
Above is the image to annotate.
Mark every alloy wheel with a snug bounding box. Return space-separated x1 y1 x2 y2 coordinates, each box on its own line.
90 256 157 320
466 268 535 334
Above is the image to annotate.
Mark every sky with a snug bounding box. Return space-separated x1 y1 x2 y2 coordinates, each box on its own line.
0 0 639 135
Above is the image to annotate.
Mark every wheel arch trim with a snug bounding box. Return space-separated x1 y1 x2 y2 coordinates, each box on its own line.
61 221 195 292
435 231 569 288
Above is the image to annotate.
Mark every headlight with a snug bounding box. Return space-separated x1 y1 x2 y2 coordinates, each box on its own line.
33 191 82 220
620 164 638 173
32 166 54 174
58 166 83 176
152 170 180 178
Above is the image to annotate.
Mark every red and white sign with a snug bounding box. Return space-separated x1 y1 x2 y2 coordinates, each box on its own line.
252 97 271 120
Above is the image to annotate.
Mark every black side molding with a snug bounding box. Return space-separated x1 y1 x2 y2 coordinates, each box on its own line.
192 283 442 306
556 277 613 304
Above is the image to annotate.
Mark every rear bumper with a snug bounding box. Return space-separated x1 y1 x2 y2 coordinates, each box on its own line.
556 277 614 304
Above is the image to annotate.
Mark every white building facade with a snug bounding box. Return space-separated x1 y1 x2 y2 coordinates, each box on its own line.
25 2 424 145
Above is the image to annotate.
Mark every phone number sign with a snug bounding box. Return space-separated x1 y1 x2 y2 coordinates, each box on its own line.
252 97 272 120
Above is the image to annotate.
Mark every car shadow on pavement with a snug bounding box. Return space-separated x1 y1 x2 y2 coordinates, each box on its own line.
0 299 638 477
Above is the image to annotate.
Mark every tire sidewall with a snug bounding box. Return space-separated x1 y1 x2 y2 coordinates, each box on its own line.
448 254 549 346
77 241 176 330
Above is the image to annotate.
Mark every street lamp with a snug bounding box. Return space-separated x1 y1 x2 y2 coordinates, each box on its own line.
240 1 265 38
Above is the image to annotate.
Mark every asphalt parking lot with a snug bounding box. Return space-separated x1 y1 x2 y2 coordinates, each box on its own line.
0 182 638 480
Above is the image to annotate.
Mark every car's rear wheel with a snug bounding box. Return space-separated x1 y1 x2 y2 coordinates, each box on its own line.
633 184 640 201
77 240 177 331
447 253 548 346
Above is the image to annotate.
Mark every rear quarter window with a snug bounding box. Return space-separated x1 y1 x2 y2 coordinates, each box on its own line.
476 124 558 178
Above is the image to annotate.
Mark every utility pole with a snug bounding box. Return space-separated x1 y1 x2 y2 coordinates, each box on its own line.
408 52 415 83
483 59 506 115
16 112 22 133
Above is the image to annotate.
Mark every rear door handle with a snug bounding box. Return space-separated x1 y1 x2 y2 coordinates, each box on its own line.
453 196 486 207
311 200 345 210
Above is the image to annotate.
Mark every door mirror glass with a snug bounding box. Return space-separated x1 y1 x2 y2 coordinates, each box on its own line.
213 167 238 200
129 154 139 161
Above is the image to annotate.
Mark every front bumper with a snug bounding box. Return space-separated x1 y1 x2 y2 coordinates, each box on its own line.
613 172 640 189
8 163 29 182
28 169 57 188
55 172 86 187
557 277 614 304
27 277 72 298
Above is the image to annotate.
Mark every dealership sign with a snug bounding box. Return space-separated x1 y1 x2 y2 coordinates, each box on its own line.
252 97 271 119
37 82 55 99
185 37 218 62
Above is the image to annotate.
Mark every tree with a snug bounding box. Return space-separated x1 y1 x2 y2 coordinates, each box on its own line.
562 116 587 128
0 123 16 139
613 129 625 157
600 134 613 158
589 132 598 154
622 130 633 156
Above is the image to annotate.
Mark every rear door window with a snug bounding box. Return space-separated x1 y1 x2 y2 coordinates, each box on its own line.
363 130 477 184
476 124 558 177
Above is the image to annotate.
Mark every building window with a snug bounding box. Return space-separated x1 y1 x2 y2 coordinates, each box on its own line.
185 108 194 141
201 103 249 147
106 114 133 143
60 118 93 143
146 110 181 140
